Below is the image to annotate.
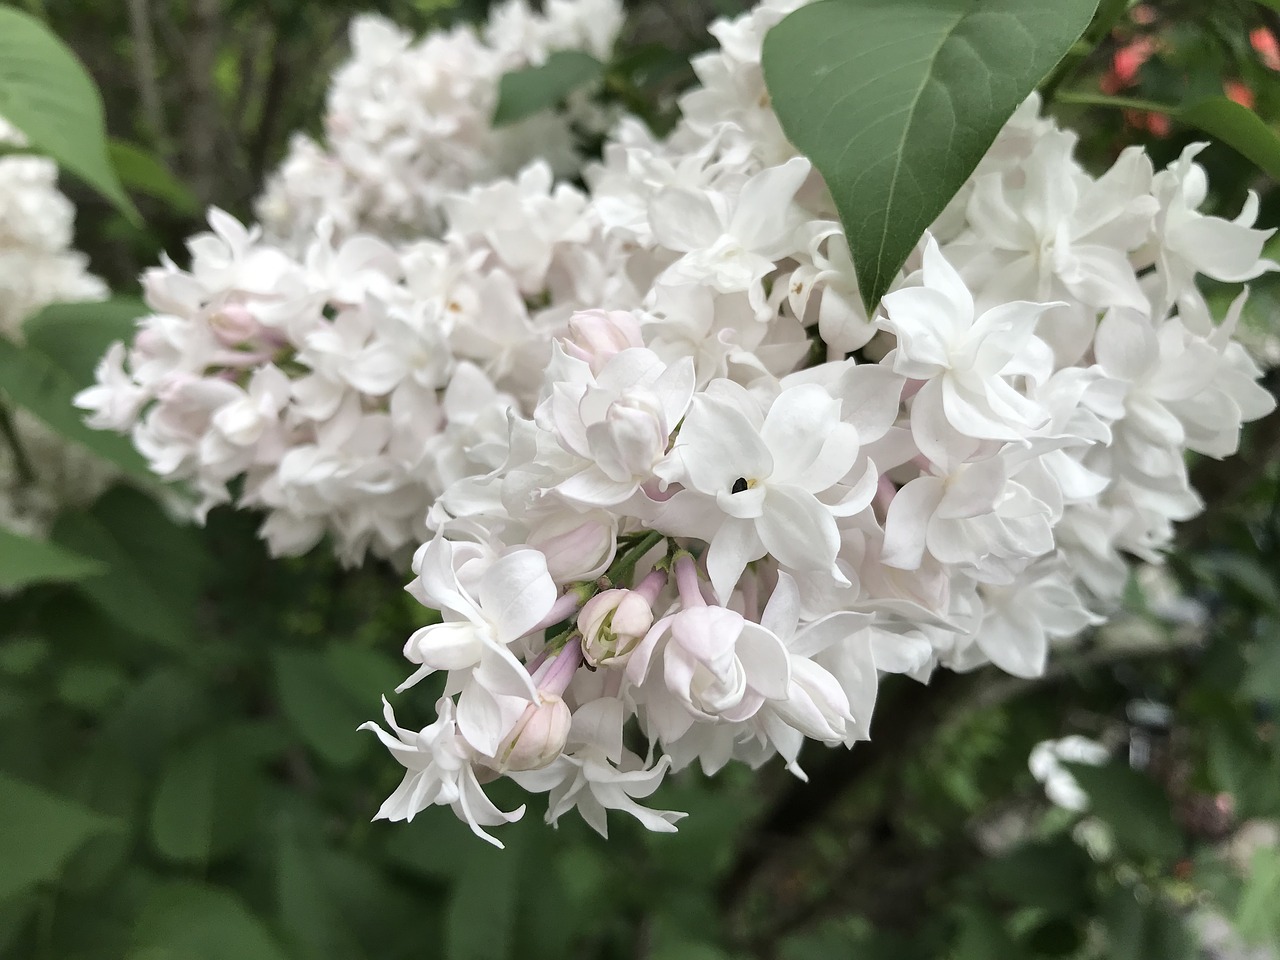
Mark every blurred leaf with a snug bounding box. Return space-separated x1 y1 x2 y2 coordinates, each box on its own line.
130 882 290 960
52 487 206 648
0 893 38 954
273 648 385 767
1066 761 1183 864
446 837 520 960
0 330 152 485
99 667 214 771
1236 847 1280 945
57 661 130 713
109 140 201 215
276 833 368 960
982 836 1092 913
0 8 138 220
493 50 604 125
1206 718 1280 819
149 732 260 864
762 0 1099 312
0 771 121 901
22 297 147 387
951 909 1018 959
0 636 49 676
0 527 105 590
1243 620 1280 707
1103 887 1196 960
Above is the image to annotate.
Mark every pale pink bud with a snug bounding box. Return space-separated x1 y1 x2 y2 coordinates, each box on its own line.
579 588 654 667
209 304 260 346
564 309 644 374
491 694 571 772
528 514 615 582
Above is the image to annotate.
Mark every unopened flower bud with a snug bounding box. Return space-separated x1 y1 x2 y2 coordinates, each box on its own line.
563 309 644 374
209 303 260 346
579 588 654 667
529 513 615 582
492 694 571 772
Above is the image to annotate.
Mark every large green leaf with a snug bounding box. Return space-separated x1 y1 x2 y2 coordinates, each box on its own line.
0 772 121 901
762 0 1100 312
149 732 260 865
0 8 137 220
493 50 604 125
130 882 290 960
0 526 105 590
0 303 153 485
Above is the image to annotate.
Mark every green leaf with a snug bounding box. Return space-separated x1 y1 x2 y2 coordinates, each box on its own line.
1057 92 1280 181
0 526 105 590
1066 762 1183 864
1180 97 1280 181
22 297 147 387
446 839 520 960
0 771 121 900
109 140 201 215
982 836 1092 913
57 661 130 713
1103 887 1196 960
0 636 49 676
149 732 260 865
762 0 1100 312
0 8 138 220
493 50 604 125
0 322 153 486
130 882 290 960
273 648 387 767
51 487 206 647
1237 847 1280 945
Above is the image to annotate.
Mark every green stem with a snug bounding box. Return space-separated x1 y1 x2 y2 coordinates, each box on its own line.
1055 89 1174 115
605 530 665 588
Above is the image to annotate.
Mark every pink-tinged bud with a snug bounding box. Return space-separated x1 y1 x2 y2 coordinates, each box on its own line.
529 514 615 582
579 589 654 667
491 694 571 772
563 309 644 374
209 303 260 346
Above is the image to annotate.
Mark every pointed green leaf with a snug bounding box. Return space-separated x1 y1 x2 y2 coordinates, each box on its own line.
0 526 105 590
108 140 200 215
762 0 1100 312
0 772 122 900
0 8 138 220
494 50 604 125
